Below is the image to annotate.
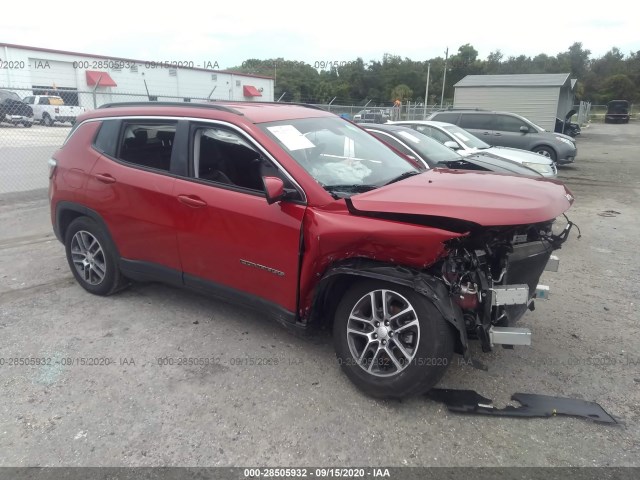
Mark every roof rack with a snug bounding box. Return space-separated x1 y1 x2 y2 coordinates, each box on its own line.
98 101 244 115
206 99 327 111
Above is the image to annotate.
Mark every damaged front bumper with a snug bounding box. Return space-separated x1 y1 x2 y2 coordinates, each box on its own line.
444 217 578 355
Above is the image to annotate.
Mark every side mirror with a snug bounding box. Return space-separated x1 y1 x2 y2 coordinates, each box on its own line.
444 141 460 150
263 176 285 205
519 125 529 133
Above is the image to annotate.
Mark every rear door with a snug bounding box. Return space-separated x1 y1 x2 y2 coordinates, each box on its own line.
458 113 496 144
173 122 306 314
492 114 532 148
83 119 183 277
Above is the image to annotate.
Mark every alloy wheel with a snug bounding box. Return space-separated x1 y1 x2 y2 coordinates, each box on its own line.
70 230 107 285
346 289 420 377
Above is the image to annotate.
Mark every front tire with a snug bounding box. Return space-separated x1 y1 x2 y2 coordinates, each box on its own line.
64 217 125 296
333 279 454 399
533 145 557 161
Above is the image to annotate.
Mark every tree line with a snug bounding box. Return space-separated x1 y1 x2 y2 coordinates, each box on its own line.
230 43 640 106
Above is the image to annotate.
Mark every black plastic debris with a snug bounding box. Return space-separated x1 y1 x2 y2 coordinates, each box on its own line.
428 389 618 424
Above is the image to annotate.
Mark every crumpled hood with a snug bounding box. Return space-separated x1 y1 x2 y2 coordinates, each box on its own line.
347 169 574 230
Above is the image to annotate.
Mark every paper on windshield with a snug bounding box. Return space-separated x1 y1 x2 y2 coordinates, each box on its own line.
452 132 470 142
397 130 421 143
266 125 315 151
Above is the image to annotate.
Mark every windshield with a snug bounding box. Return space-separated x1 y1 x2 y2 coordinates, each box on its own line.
390 128 462 164
0 90 21 101
442 125 491 149
259 117 419 195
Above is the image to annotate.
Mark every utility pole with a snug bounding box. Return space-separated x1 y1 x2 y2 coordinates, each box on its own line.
440 47 449 108
423 62 431 119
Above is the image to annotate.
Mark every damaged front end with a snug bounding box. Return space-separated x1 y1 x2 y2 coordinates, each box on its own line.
434 216 577 352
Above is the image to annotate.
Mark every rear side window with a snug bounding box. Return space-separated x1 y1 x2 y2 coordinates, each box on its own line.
495 115 529 133
431 112 460 124
117 122 177 172
38 97 50 105
459 113 494 130
93 120 121 156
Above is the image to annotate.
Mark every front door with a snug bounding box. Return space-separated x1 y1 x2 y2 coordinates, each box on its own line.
173 123 306 314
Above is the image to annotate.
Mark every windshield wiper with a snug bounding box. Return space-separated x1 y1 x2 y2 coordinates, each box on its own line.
384 170 421 186
324 184 378 193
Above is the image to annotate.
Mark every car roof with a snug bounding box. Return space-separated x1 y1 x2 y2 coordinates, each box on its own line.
359 123 412 132
81 101 335 124
393 120 453 128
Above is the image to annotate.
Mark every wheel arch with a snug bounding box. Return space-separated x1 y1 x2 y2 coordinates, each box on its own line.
55 201 120 257
309 258 467 355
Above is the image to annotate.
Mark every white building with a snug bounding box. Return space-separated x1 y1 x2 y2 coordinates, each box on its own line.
0 43 274 109
453 73 576 131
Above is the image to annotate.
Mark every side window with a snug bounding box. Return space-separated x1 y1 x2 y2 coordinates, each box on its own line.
431 112 460 124
415 125 450 145
495 115 528 133
116 122 177 172
93 120 121 156
369 131 416 158
459 113 495 130
23 96 34 104
38 97 49 105
194 127 300 199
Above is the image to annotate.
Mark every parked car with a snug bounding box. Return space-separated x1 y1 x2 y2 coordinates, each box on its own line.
605 100 630 124
0 89 34 127
360 123 544 177
353 109 388 124
390 120 557 177
554 109 581 137
22 95 85 126
428 110 577 164
50 101 575 399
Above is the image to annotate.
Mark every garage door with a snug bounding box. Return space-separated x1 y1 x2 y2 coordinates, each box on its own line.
29 59 78 89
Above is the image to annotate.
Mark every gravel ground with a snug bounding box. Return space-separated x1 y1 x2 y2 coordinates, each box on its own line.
0 122 638 467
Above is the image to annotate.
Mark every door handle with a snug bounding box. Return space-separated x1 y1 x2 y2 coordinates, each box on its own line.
494 132 502 136
95 173 116 184
177 194 207 208
482 131 491 135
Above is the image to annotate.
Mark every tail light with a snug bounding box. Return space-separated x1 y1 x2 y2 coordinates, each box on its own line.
48 158 57 178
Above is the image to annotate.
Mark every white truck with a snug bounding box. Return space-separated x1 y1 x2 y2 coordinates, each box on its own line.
21 95 85 126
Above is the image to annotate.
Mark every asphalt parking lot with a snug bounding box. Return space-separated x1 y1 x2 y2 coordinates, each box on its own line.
0 122 638 467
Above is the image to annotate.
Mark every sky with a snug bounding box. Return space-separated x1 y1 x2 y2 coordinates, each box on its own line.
1 0 638 69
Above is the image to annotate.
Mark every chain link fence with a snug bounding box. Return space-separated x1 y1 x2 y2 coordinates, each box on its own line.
2 84 636 195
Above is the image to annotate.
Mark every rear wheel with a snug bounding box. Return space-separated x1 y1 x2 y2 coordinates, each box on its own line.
64 217 126 296
43 113 53 127
22 121 32 128
533 145 557 161
333 279 454 399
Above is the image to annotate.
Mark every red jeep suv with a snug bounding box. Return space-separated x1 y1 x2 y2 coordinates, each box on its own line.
49 101 575 398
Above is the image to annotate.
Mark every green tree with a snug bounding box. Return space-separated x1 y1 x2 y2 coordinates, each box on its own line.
390 84 413 101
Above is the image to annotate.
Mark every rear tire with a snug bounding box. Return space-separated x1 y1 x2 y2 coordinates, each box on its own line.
43 114 53 127
64 217 126 296
333 279 454 399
